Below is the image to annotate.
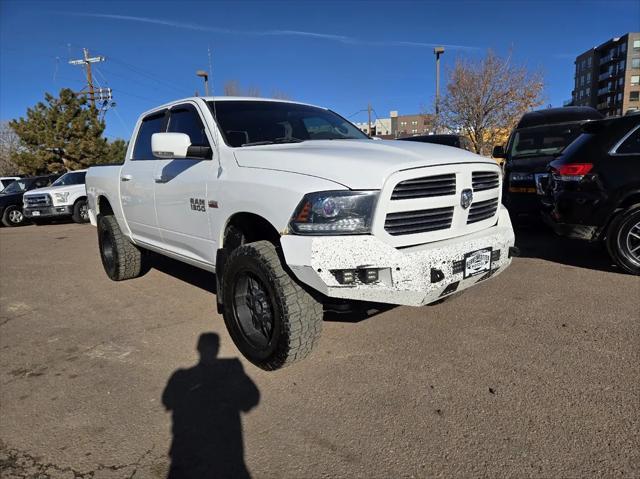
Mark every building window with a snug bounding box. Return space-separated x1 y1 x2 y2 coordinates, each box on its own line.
587 57 592 67
619 77 625 86
617 92 623 102
587 72 591 82
630 91 639 102
621 42 627 52
632 58 640 69
634 40 640 49
631 75 640 85
619 60 625 71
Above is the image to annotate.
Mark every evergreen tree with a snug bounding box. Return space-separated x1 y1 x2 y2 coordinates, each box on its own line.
9 88 124 174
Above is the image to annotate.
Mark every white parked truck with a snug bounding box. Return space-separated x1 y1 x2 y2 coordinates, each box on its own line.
23 170 89 223
86 97 515 370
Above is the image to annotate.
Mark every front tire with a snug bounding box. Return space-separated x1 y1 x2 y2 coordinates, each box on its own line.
222 241 322 370
97 215 147 281
72 199 90 223
2 206 25 227
607 204 640 275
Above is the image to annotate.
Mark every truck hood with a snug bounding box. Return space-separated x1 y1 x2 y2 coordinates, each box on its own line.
233 139 496 189
24 184 85 197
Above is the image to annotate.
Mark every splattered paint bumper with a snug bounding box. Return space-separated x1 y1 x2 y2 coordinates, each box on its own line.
281 206 515 306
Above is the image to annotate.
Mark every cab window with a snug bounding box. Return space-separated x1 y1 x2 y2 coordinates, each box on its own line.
132 111 167 160
168 104 211 148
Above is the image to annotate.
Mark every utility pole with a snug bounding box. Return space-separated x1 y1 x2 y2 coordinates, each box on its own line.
434 46 445 134
367 103 372 137
69 48 106 108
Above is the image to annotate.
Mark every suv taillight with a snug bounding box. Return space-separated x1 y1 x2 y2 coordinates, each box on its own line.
552 163 593 181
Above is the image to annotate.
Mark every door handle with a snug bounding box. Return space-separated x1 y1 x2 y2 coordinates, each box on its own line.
154 176 169 183
120 174 132 182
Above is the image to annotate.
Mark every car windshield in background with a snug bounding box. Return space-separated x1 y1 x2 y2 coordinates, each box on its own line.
508 124 583 159
208 100 369 147
52 171 86 186
1 180 29 194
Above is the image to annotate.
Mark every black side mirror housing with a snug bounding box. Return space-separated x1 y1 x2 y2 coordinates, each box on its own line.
186 145 213 160
492 145 506 158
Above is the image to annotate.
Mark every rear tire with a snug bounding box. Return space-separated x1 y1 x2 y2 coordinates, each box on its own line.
97 215 147 281
72 199 90 224
606 204 640 275
222 241 323 370
2 206 25 227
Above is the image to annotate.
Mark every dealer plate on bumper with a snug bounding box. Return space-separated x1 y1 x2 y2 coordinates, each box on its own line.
463 248 492 278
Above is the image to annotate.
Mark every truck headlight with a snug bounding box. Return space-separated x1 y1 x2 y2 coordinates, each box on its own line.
54 192 69 203
288 191 379 235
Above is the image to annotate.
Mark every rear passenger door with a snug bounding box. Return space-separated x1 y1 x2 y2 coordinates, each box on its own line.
154 102 216 265
120 110 167 247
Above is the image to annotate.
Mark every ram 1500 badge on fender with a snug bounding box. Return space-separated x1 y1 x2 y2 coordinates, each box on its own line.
86 97 516 370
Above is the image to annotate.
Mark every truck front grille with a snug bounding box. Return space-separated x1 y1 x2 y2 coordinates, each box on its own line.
472 171 500 191
24 194 51 207
467 198 499 224
384 206 454 235
391 173 456 200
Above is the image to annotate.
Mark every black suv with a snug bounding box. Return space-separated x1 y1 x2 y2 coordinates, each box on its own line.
494 107 603 222
0 175 60 227
541 113 640 275
397 134 474 151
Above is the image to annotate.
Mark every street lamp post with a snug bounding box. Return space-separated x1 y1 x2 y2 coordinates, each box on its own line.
433 46 445 134
196 70 209 96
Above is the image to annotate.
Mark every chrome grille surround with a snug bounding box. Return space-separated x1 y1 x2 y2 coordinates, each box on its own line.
373 163 502 248
23 194 52 207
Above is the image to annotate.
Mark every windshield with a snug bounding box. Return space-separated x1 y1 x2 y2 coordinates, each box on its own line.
508 124 583 159
208 100 369 147
52 171 86 186
1 179 31 194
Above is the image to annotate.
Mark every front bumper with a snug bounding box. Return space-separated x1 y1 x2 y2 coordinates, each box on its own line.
281 206 515 307
23 205 73 218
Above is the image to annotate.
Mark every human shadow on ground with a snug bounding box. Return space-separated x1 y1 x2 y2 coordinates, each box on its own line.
162 333 260 479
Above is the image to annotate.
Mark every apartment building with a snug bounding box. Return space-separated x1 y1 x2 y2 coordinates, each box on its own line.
354 111 434 138
573 32 640 117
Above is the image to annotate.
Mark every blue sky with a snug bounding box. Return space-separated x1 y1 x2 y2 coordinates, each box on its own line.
1 0 638 139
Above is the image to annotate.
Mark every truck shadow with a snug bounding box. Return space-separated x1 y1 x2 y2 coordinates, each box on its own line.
162 333 259 479
145 251 396 322
514 224 621 274
146 251 217 294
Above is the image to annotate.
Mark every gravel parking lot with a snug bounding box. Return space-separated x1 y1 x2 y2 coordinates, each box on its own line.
1 222 638 478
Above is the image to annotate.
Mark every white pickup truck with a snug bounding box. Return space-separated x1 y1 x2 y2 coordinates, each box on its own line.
86 97 515 370
23 170 89 224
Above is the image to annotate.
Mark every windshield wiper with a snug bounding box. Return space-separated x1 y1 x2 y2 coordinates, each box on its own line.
241 137 305 147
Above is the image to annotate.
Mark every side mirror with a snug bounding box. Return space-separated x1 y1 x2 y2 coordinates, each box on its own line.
152 133 211 159
492 145 506 158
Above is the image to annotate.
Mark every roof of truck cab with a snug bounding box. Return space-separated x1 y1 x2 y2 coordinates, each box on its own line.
516 107 603 129
145 96 327 114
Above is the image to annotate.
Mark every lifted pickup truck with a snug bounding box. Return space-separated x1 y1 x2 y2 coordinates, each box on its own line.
86 97 515 370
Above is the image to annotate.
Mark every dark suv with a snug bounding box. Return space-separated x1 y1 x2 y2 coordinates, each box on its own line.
0 175 59 227
494 107 603 222
397 134 474 151
541 113 640 275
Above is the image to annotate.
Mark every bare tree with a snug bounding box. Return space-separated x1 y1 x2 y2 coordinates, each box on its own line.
271 90 291 100
223 80 242 96
245 85 261 98
0 121 21 175
223 80 290 99
440 51 544 156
